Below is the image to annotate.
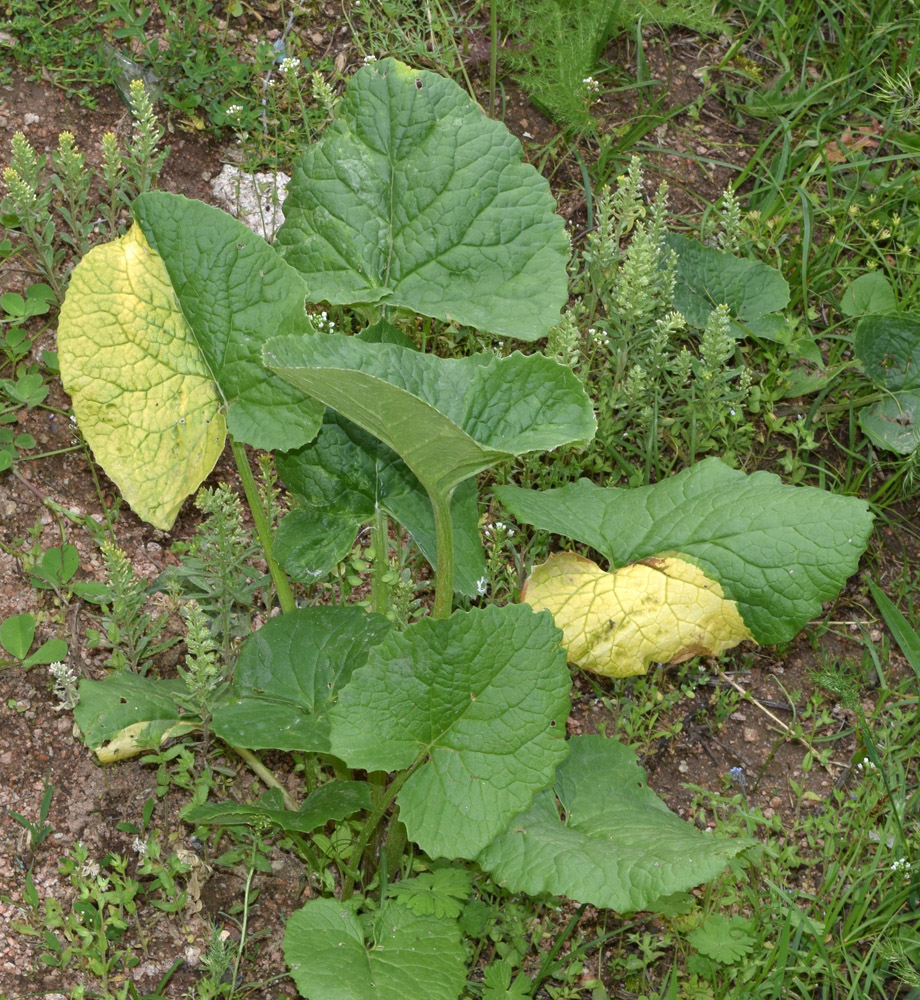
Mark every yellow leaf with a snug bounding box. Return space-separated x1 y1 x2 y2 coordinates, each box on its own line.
521 552 753 677
94 721 199 763
59 225 226 529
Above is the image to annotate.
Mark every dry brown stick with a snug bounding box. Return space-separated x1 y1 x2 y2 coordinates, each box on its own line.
718 670 848 772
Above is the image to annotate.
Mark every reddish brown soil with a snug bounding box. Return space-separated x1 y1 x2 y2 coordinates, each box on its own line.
0 14 909 1000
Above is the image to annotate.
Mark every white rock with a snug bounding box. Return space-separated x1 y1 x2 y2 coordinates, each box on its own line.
210 163 291 241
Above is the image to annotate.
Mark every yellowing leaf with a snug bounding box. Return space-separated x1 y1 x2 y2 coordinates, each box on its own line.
521 552 753 677
93 720 198 763
58 225 226 529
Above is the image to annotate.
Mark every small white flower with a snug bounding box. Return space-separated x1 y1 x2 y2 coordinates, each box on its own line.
279 56 301 76
131 836 148 857
80 859 101 879
226 104 244 119
476 576 489 597
363 54 377 65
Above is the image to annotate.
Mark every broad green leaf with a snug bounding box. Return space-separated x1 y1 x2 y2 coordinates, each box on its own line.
356 317 417 348
854 314 920 392
858 391 920 454
275 411 486 595
477 735 753 911
496 458 872 646
853 315 920 454
58 224 227 530
386 869 472 919
73 673 198 763
264 334 596 499
276 57 569 340
688 914 755 964
133 192 323 451
284 898 466 1000
209 606 391 752
272 508 360 583
666 234 789 335
0 613 36 659
22 638 69 670
840 272 896 317
329 604 570 859
183 780 371 834
521 552 752 677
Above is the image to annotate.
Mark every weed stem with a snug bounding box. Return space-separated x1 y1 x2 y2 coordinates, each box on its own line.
230 437 296 615
231 743 298 812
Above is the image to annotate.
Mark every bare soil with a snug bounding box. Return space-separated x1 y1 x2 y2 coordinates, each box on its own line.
0 15 912 1000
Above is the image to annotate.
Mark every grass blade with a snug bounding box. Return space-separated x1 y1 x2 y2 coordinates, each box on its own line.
867 578 920 684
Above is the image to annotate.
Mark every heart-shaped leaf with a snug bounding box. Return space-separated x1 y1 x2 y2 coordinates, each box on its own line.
329 604 570 859
210 606 392 752
284 898 465 1000
840 272 896 317
854 314 920 392
497 458 872 646
477 735 753 911
858 391 920 454
853 314 920 454
276 58 569 340
0 613 36 660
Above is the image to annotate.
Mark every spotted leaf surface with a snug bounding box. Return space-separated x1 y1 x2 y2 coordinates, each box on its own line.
521 552 752 677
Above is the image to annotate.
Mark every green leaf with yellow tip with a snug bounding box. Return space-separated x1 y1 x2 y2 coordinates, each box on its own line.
498 458 873 648
58 225 226 530
73 673 200 762
521 552 752 678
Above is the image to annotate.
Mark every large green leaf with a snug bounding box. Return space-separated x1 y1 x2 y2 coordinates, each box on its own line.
853 314 920 454
329 604 571 859
210 606 392 752
477 735 753 911
276 57 569 340
133 192 323 451
284 898 466 1000
666 234 789 338
275 410 486 595
496 458 872 645
264 334 596 498
854 314 920 391
58 225 227 529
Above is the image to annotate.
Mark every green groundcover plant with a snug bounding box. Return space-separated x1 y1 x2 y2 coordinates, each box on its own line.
56 59 874 996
